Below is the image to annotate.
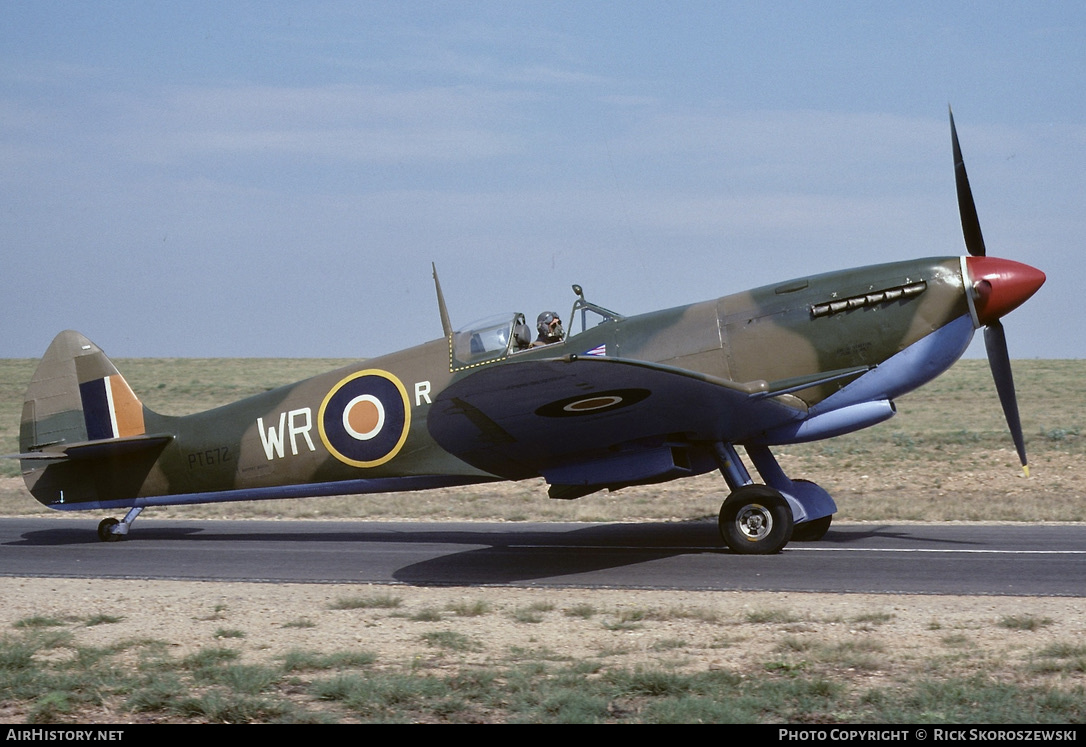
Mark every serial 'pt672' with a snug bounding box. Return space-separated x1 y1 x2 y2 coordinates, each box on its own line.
8 111 1045 553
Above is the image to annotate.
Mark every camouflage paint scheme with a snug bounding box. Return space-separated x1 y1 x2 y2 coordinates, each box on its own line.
8 115 1046 553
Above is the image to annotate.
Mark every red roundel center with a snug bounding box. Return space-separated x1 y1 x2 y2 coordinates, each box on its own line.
344 395 384 440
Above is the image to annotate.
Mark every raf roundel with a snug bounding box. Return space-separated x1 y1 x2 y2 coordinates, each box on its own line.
534 388 651 418
318 370 411 468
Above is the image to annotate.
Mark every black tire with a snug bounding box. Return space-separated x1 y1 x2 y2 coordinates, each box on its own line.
718 485 793 554
97 518 122 543
791 515 832 542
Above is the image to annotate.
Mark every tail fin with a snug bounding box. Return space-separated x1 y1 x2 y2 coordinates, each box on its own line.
15 331 170 509
20 330 149 452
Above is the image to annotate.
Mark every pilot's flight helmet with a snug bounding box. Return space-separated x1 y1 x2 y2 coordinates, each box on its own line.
537 311 562 338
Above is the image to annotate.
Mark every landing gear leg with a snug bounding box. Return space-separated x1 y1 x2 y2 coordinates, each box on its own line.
712 442 753 491
97 507 143 543
712 443 792 554
745 444 836 542
711 442 839 551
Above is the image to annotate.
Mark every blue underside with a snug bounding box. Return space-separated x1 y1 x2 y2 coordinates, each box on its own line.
812 314 976 414
756 314 975 445
50 474 498 513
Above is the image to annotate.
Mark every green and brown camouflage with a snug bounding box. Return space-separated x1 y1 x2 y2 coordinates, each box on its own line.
6 113 1047 553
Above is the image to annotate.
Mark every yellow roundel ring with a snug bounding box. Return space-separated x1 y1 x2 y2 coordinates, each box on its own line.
318 369 411 468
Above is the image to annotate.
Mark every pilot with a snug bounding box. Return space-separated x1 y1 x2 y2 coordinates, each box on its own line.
531 311 564 347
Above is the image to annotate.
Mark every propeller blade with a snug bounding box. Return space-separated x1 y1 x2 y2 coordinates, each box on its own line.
950 106 987 257
983 321 1029 476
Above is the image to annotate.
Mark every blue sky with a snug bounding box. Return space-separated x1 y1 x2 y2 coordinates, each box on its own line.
2 2 1082 359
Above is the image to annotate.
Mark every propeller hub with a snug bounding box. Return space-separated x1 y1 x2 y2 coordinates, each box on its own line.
965 256 1045 327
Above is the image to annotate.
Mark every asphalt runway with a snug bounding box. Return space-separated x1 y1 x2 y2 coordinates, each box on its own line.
1 517 1084 596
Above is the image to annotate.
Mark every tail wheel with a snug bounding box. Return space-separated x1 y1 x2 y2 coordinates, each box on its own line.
97 518 123 543
718 485 793 554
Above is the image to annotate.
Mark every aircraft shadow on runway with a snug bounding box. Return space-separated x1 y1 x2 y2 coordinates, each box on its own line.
5 519 987 586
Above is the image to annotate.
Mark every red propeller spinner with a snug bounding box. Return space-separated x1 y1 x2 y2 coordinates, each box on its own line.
965 256 1046 327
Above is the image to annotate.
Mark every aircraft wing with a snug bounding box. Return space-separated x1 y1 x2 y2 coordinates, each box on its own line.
426 355 811 487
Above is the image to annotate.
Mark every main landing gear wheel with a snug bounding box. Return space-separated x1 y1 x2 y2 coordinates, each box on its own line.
792 515 832 542
97 518 122 543
718 484 793 555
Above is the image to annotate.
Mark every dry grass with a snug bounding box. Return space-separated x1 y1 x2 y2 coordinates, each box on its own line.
2 578 1085 723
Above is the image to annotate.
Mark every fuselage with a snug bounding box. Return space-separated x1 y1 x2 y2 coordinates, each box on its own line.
28 254 1041 511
